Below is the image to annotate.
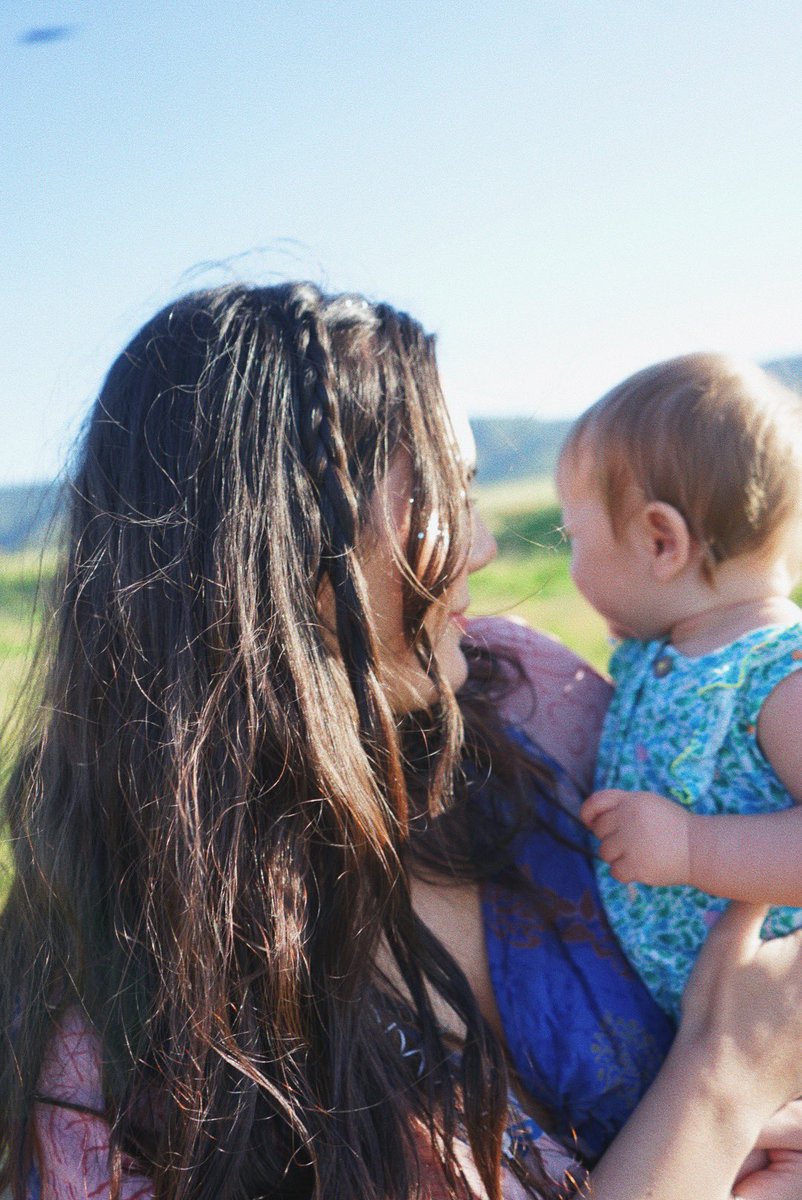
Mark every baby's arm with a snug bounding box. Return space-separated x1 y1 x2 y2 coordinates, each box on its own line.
582 672 802 902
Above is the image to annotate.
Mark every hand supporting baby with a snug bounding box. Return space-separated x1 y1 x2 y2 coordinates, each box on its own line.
581 790 802 1200
580 787 693 886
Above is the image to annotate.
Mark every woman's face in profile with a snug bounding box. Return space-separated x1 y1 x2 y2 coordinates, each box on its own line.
358 447 497 714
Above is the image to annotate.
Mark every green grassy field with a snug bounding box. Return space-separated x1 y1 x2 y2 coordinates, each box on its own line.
0 552 55 900
470 476 611 667
0 552 52 719
467 552 610 667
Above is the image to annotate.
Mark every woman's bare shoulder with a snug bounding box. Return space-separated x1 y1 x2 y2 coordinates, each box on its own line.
466 615 612 797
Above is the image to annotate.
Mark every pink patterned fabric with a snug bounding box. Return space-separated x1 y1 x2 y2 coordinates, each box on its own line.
465 616 611 807
33 1008 153 1198
30 617 597 1196
33 1011 580 1199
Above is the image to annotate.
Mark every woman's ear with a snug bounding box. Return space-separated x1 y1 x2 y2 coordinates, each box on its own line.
640 502 694 581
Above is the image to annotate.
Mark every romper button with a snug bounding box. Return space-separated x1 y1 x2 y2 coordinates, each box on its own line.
652 654 673 677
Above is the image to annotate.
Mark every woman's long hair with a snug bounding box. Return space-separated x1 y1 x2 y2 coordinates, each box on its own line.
0 284 553 1199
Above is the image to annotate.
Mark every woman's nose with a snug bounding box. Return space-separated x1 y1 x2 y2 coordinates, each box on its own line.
468 508 497 574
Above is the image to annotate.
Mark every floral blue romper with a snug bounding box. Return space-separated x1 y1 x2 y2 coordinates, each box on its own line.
595 622 802 1019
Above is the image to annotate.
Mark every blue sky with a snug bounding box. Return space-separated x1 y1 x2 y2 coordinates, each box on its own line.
3 1 802 485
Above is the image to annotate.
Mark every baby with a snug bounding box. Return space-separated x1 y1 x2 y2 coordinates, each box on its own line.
556 353 802 1021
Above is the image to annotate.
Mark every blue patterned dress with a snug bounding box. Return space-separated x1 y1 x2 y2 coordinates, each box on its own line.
481 737 675 1164
595 622 802 1019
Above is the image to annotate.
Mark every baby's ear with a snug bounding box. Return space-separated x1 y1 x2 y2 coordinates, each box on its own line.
641 502 694 581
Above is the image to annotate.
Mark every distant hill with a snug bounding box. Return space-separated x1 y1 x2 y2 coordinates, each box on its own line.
472 355 802 485
0 482 62 554
764 355 802 393
2 353 800 552
471 416 573 484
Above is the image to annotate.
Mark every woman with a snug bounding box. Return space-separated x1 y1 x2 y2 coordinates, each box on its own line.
2 281 802 1200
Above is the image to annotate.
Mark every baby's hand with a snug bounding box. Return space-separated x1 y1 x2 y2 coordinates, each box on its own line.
580 788 693 886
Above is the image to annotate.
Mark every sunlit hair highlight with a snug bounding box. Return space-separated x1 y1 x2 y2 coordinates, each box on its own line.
0 284 546 1198
561 353 802 578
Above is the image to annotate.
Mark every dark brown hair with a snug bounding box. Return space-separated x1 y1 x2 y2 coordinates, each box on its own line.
561 353 802 576
0 284 554 1199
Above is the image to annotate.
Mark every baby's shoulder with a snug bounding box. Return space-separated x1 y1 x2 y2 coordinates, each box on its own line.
735 620 802 724
741 619 802 664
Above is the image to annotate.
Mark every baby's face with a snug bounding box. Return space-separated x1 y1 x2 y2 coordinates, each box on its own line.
556 452 661 642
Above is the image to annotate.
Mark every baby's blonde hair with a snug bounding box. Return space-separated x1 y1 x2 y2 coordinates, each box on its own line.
561 353 802 576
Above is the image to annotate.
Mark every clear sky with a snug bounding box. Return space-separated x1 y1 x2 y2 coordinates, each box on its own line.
3 0 802 485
